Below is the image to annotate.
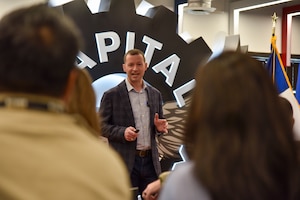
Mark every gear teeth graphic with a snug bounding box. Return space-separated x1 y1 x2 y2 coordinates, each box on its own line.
145 6 177 32
60 0 212 161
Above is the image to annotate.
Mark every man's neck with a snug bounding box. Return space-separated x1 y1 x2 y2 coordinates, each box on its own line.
127 79 144 92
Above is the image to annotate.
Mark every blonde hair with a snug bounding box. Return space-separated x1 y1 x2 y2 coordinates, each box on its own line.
67 68 101 136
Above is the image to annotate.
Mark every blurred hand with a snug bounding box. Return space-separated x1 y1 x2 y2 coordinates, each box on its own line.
142 179 161 200
154 113 168 134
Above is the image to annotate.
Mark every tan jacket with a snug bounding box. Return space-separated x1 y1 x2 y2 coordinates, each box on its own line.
0 94 131 200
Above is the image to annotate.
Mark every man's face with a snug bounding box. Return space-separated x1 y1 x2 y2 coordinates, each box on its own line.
123 54 148 85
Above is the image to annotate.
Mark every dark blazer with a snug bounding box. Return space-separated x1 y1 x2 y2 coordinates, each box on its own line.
99 80 163 176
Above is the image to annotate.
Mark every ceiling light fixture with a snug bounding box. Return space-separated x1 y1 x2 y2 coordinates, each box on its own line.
184 0 216 15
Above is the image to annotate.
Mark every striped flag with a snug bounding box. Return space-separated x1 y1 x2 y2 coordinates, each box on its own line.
266 35 300 140
296 63 300 104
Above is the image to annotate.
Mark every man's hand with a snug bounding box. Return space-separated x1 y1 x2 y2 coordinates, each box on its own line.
124 126 139 141
154 113 168 134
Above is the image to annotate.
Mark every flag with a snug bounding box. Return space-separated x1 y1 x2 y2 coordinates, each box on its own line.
296 63 300 104
266 35 300 140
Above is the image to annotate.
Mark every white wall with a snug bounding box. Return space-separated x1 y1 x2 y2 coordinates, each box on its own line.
238 11 300 54
239 12 281 53
291 16 300 55
181 12 229 51
0 0 46 19
179 0 300 54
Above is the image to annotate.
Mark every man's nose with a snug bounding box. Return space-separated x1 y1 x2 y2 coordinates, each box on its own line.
133 65 138 70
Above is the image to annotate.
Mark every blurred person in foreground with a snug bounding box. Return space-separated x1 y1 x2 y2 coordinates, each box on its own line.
99 49 168 197
158 51 300 200
278 96 294 127
278 96 300 163
66 67 108 144
67 67 101 136
0 4 130 200
142 171 170 200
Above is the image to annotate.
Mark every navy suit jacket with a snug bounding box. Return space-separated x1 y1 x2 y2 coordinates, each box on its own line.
99 80 163 175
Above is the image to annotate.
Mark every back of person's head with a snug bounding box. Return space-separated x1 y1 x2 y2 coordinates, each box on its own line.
67 68 101 136
278 96 294 127
0 4 82 97
185 51 299 200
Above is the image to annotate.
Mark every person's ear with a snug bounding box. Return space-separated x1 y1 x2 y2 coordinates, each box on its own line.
62 68 78 104
122 63 126 72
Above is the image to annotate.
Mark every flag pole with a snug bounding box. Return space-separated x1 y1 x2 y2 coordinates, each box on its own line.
271 12 278 82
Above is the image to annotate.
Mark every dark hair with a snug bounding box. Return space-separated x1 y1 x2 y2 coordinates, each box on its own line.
123 49 145 63
278 96 294 128
279 96 293 116
0 4 82 97
185 51 300 200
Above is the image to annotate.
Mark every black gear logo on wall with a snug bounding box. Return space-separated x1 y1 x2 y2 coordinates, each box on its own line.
60 0 212 161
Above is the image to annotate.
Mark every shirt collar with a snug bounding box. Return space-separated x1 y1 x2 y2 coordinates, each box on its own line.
125 78 147 92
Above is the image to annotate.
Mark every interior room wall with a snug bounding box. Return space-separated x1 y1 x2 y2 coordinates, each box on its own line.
238 9 300 54
0 0 298 55
239 12 282 53
291 16 300 55
181 12 229 51
0 0 46 19
179 1 300 54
